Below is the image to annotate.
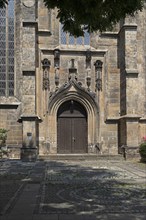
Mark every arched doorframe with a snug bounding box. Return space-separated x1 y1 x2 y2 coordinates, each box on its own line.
48 89 99 154
57 100 88 153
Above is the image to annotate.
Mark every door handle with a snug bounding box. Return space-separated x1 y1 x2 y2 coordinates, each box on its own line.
72 137 75 142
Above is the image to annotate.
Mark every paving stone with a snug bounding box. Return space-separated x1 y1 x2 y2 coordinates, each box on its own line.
32 214 58 220
0 159 145 219
36 160 146 215
58 214 97 220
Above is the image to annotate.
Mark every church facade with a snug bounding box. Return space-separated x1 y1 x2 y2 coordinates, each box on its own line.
0 0 146 158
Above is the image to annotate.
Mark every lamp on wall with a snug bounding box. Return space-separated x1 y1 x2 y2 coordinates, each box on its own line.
94 60 103 91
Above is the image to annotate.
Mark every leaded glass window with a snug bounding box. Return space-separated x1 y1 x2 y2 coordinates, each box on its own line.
60 24 90 46
0 0 14 96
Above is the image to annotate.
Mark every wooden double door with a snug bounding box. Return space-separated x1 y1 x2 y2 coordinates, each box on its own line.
57 100 88 154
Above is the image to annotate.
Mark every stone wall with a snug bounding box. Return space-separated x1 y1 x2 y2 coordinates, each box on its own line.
0 102 22 158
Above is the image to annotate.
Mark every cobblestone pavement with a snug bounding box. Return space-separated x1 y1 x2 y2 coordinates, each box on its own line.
0 158 146 219
0 159 36 215
38 160 146 215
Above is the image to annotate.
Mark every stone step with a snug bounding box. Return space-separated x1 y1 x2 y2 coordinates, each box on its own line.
39 154 124 161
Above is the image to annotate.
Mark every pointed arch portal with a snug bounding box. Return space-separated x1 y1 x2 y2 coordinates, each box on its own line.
47 80 99 154
57 100 88 153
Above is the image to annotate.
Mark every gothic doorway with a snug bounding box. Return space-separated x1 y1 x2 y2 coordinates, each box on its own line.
57 100 88 153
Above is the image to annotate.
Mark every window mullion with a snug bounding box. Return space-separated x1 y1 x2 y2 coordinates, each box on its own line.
66 33 69 45
5 5 9 97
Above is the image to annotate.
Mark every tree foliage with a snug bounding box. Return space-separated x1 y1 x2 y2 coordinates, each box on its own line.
0 128 8 145
0 0 8 8
0 0 145 36
43 0 145 36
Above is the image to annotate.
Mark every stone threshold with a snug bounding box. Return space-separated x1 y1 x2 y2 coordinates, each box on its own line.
38 154 124 161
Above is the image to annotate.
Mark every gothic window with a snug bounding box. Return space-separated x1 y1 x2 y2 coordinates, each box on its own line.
60 24 90 46
0 0 14 96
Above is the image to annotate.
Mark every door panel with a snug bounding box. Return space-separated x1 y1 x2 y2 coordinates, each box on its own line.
57 118 72 153
57 117 87 153
72 118 87 153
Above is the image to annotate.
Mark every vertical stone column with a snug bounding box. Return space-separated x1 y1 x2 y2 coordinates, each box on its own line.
19 1 40 159
119 19 140 151
139 5 146 142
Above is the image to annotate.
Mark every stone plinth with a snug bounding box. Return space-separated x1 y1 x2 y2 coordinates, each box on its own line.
20 147 38 162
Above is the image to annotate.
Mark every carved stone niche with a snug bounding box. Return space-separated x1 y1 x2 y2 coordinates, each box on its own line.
86 49 92 68
68 59 77 81
55 67 60 89
42 58 51 69
94 60 103 91
54 49 60 68
42 58 51 90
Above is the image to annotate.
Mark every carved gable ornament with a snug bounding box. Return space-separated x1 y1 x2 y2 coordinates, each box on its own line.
48 79 98 113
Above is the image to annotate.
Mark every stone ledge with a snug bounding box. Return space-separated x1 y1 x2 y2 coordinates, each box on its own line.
139 117 146 122
22 20 38 26
119 23 137 34
119 114 141 120
0 97 21 108
100 32 118 38
18 115 42 122
125 69 139 78
105 117 119 123
105 114 143 123
41 47 107 56
22 70 35 76
22 65 36 71
38 29 52 36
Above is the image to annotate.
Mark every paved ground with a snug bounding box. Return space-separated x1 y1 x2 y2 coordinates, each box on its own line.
0 158 146 220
